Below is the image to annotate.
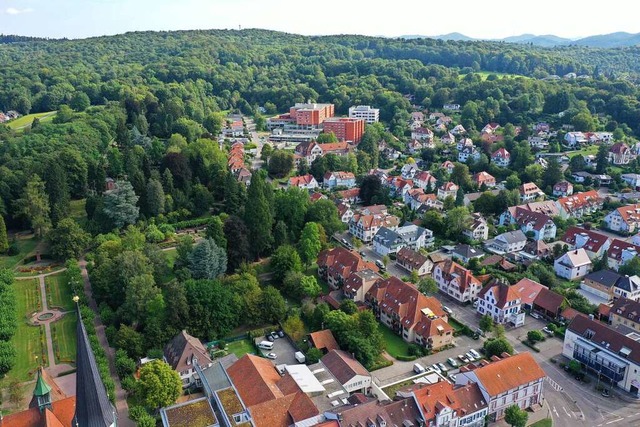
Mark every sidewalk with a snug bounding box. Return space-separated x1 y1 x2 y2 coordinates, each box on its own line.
493 400 552 427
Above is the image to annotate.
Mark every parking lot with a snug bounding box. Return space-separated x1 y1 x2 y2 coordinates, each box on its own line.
253 334 300 366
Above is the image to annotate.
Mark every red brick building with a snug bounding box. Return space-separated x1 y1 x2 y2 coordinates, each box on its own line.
289 103 335 126
323 117 365 144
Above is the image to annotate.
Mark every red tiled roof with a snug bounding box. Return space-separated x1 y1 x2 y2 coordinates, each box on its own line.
2 396 76 427
478 279 521 309
309 329 340 352
533 288 566 314
310 192 327 202
557 190 602 213
519 182 542 195
470 353 545 396
336 188 360 200
317 247 378 282
508 201 559 217
227 355 295 407
492 147 510 159
436 260 481 295
554 181 573 191
612 204 640 224
288 174 316 187
610 142 630 154
396 247 429 270
472 171 496 185
561 307 580 321
318 141 349 153
248 392 319 427
440 182 459 191
513 278 547 307
512 207 554 231
561 227 609 253
411 381 486 423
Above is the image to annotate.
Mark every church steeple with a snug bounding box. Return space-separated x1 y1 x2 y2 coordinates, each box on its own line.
32 367 52 412
72 297 117 427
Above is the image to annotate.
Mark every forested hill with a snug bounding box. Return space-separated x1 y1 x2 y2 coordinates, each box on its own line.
1 28 640 114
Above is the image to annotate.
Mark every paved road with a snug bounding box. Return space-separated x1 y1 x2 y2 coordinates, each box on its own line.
245 117 266 171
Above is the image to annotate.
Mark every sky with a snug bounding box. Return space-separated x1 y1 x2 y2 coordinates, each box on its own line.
0 0 638 40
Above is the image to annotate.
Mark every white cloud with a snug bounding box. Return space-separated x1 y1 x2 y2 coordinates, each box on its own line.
6 7 34 15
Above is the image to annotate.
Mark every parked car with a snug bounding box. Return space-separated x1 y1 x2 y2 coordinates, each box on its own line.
413 363 426 374
437 362 448 372
266 352 277 359
341 238 348 245
375 259 385 269
267 335 275 342
431 364 442 374
449 374 457 382
270 331 279 340
442 305 453 315
447 357 459 368
458 354 469 363
469 349 481 359
465 352 476 362
531 312 541 319
542 326 554 336
472 300 479 308
278 330 285 338
360 250 366 257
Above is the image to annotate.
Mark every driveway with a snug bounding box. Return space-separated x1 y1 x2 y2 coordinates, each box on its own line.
254 335 299 366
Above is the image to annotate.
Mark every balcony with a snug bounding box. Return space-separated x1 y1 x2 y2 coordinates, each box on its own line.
573 345 626 383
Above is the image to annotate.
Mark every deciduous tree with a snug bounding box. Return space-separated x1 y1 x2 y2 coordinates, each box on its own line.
136 360 182 410
16 175 51 238
47 218 90 260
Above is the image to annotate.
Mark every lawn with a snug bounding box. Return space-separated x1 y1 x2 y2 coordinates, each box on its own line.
69 199 88 227
378 322 411 358
50 314 77 365
225 339 255 358
6 111 57 130
0 235 39 270
529 418 552 427
45 273 74 311
566 145 599 158
15 278 41 317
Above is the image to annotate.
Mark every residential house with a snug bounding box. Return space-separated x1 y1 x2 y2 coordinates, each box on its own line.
433 259 483 303
472 171 496 188
444 103 461 111
161 398 218 427
373 224 433 256
441 132 455 144
437 182 459 200
318 141 350 157
485 230 527 254
164 330 213 388
535 122 551 133
613 275 640 301
408 139 425 154
610 298 640 331
512 278 547 311
396 247 432 276
582 270 623 302
455 353 545 421
437 116 453 126
336 202 354 223
349 212 400 243
429 112 445 121
564 132 587 147
571 171 592 184
294 141 323 164
561 227 611 260
607 239 640 271
412 127 434 141
556 190 603 219
386 176 414 198
368 168 389 184
335 188 361 205
498 200 560 225
519 182 545 203
452 244 486 264
401 162 420 179
491 148 511 167
288 174 319 190
416 195 445 213
532 288 567 320
365 277 453 349
441 160 455 175
528 136 549 150
481 255 517 272
398 381 487 427
411 111 425 123
342 269 381 303
604 204 640 234
524 239 551 258
405 188 431 210
458 145 481 163
308 329 340 354
452 124 467 135
622 174 640 190
553 181 574 197
317 247 377 289
609 143 633 165
323 171 356 189
554 248 592 280
326 394 422 426
234 168 252 186
563 314 640 399
503 207 556 241
415 170 437 191
476 279 525 327
463 213 490 241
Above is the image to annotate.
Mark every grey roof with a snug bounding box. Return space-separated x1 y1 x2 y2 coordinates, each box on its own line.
374 227 402 246
496 230 527 244
398 223 431 240
584 270 622 288
200 354 238 392
616 275 640 293
73 306 117 427
453 244 485 259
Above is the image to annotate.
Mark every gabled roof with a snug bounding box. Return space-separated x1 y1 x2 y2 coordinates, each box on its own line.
227 354 298 407
321 349 369 385
512 207 554 232
584 269 622 288
507 200 560 217
164 330 212 374
495 230 526 245
318 141 349 152
436 259 481 294
453 244 485 259
557 190 602 213
396 247 430 270
288 174 317 187
478 279 521 309
2 396 77 427
611 297 640 324
470 353 545 396
554 181 573 191
472 171 496 185
557 248 591 268
610 142 630 154
343 269 381 295
492 147 510 158
318 247 377 281
519 182 542 196
615 275 640 293
336 188 360 200
513 278 547 307
439 181 459 192
533 288 566 314
410 381 486 422
607 239 640 262
248 391 319 427
561 227 609 253
330 395 422 426
309 329 340 352
568 314 640 365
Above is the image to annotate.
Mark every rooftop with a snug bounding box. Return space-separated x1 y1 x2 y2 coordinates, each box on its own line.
161 397 217 427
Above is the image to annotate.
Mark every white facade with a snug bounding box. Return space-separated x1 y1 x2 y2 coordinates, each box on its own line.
433 263 482 303
348 105 379 124
554 249 592 280
342 374 372 394
477 287 525 327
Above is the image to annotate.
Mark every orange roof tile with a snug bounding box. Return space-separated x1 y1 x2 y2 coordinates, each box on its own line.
472 353 545 396
227 355 288 407
309 329 340 352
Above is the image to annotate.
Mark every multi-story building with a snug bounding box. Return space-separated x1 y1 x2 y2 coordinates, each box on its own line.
463 213 490 241
348 105 379 123
348 213 400 243
163 330 213 388
455 353 545 421
317 247 377 289
476 279 525 327
437 182 459 200
561 227 610 260
501 207 556 241
323 171 356 189
485 230 527 254
395 247 432 276
373 223 434 256
498 201 559 225
607 239 640 271
609 143 633 165
610 298 640 331
342 269 381 302
518 182 544 203
267 102 335 143
564 314 640 399
613 275 640 301
554 248 592 280
433 259 483 303
553 181 574 197
604 204 640 234
491 148 511 167
323 117 365 144
472 171 496 188
294 141 323 164
622 174 640 191
556 190 603 219
289 102 335 126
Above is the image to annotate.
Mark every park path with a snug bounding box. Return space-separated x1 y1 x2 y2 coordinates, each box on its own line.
79 257 134 427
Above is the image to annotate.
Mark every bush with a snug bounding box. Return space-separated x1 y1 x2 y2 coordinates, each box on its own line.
217 340 226 350
527 330 545 343
521 340 540 352
396 354 417 362
7 242 19 256
408 344 428 357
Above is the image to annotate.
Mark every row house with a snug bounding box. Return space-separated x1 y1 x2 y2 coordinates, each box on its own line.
342 269 381 303
433 259 483 303
554 248 592 280
561 226 610 260
498 200 560 225
317 247 377 289
564 314 640 398
519 182 545 203
398 381 487 427
348 212 400 243
607 239 640 271
365 277 453 349
323 171 356 189
455 353 546 421
472 171 496 188
463 213 490 241
587 131 614 144
477 279 525 327
553 181 574 197
605 204 640 234
609 142 633 165
501 207 556 241
437 182 459 200
288 174 319 190
395 247 432 276
556 190 603 219
491 148 511 167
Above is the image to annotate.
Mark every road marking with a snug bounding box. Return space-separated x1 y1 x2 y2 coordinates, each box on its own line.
562 407 572 417
553 406 560 418
606 418 624 425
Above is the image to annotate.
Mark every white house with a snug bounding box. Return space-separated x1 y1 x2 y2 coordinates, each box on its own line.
411 127 434 141
604 204 640 234
437 182 459 200
613 276 640 301
443 103 461 111
491 148 511 167
321 349 371 394
476 279 525 327
519 182 544 203
433 259 482 303
348 105 379 123
485 230 527 254
609 143 633 165
395 247 432 276
349 213 400 243
622 174 640 190
553 181 574 197
554 248 592 280
564 132 587 147
288 174 319 190
323 171 356 189
373 224 433 256
401 162 420 179
163 331 213 388
463 213 490 241
458 146 481 163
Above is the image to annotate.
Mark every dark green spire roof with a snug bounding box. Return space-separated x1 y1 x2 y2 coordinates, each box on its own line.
33 368 52 397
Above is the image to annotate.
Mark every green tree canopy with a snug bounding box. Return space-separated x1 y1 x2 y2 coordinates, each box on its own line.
136 360 182 410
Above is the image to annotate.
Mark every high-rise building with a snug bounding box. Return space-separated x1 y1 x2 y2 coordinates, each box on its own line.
323 117 365 144
348 105 379 123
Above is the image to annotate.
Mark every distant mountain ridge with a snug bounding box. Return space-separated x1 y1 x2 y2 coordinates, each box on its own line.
399 31 640 48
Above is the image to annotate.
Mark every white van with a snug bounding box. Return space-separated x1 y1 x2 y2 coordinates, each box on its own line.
258 341 274 350
413 363 426 374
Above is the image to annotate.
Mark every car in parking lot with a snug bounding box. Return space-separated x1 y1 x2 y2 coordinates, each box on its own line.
442 305 453 315
267 334 275 342
270 331 279 340
458 354 470 363
542 326 554 336
447 357 459 368
278 330 285 338
465 352 476 362
359 250 366 257
449 374 457 382
375 259 385 269
431 364 442 374
469 349 481 359
266 352 277 359
437 362 448 372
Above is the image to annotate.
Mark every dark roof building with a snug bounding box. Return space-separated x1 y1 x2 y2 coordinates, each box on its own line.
164 330 213 375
